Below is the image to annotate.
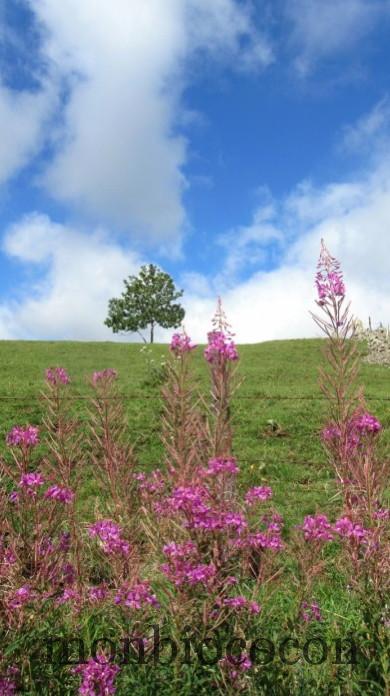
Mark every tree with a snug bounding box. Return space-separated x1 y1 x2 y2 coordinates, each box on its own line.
104 264 185 343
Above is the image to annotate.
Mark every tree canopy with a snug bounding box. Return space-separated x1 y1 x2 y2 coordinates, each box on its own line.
104 264 185 343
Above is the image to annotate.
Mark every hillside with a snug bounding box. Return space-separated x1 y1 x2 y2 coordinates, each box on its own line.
0 338 388 525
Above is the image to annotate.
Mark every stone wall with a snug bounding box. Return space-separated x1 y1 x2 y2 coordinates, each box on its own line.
354 319 390 366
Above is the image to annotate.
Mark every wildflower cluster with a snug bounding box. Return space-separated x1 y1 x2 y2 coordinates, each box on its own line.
6 426 39 448
45 367 70 385
204 331 239 363
170 331 197 356
72 659 120 696
315 240 345 304
88 520 131 557
92 368 118 384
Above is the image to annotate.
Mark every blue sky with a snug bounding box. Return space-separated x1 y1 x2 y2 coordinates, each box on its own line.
1 0 390 342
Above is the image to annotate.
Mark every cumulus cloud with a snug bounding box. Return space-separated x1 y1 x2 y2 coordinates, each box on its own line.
0 81 54 185
1 213 144 340
285 0 389 76
173 140 390 343
18 0 272 243
341 96 390 155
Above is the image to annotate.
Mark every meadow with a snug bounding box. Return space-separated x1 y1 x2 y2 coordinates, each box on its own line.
0 337 389 527
0 248 389 696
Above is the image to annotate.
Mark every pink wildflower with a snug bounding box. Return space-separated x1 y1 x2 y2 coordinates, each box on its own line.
135 470 165 496
373 508 390 521
19 472 45 488
45 367 70 385
114 581 159 609
73 658 120 695
45 485 74 504
88 520 131 557
333 516 368 542
6 425 39 447
162 541 198 559
245 486 273 505
300 600 322 622
56 587 80 605
88 585 108 603
300 514 333 542
315 241 345 304
220 596 261 614
219 653 252 682
8 585 33 609
0 666 19 695
204 330 239 363
92 368 118 384
170 332 197 356
201 457 239 476
353 412 381 434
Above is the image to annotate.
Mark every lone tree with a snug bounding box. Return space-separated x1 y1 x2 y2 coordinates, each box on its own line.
105 264 185 343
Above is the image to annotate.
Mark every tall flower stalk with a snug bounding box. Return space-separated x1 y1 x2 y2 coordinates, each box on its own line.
311 240 389 599
204 298 240 459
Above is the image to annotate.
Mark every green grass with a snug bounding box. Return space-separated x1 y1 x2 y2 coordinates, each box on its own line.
0 337 388 527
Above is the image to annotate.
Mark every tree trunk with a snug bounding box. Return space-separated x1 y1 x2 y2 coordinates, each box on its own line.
150 322 154 344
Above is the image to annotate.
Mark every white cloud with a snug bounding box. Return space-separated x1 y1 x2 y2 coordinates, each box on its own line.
0 81 54 185
173 141 390 343
20 0 272 243
341 96 390 154
1 213 144 340
286 0 388 76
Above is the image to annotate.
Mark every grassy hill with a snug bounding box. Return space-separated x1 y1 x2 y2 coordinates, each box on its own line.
0 338 389 526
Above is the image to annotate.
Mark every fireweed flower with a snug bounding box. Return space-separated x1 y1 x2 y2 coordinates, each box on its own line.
60 562 76 585
161 542 217 587
204 331 239 363
56 587 80 606
114 581 159 609
19 472 45 488
161 559 216 587
333 516 368 542
157 486 247 534
45 367 70 385
219 596 261 614
300 600 322 622
58 531 71 552
238 527 284 551
315 241 345 305
88 520 131 556
170 332 197 356
92 368 118 384
244 486 273 505
8 585 34 609
135 470 165 496
353 412 382 434
88 585 108 603
219 653 252 682
45 485 74 504
162 541 198 559
6 425 39 448
0 666 19 695
299 514 333 542
201 457 240 476
73 658 120 695
321 424 341 442
373 508 390 521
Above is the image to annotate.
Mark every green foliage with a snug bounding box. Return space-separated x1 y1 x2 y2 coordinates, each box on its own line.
104 264 185 343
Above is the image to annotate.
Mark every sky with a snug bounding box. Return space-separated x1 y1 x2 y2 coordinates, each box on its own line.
0 0 390 343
